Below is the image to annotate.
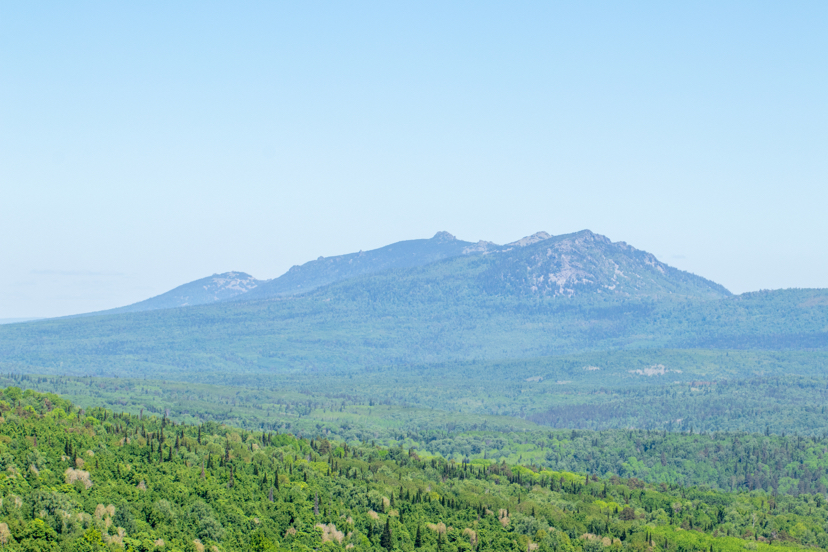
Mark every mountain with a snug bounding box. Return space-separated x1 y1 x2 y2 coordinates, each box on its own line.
85 232 485 315
93 229 727 316
96 271 261 314
236 231 483 301
1 229 822 379
235 229 728 304
475 230 730 299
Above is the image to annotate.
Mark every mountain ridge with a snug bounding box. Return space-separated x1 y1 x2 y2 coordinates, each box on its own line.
90 229 729 316
473 229 730 300
10 228 809 380
236 231 479 302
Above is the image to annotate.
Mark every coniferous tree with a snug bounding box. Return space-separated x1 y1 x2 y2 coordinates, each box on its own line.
381 517 393 550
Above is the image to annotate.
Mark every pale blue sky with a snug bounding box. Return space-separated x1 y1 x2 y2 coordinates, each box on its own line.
2 2 826 318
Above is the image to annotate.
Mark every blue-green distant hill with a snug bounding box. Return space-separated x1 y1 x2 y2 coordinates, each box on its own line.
1 230 826 378
86 231 485 315
238 230 484 300
90 229 731 315
92 271 262 314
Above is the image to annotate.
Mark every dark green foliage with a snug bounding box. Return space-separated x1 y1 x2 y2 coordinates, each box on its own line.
381 517 393 550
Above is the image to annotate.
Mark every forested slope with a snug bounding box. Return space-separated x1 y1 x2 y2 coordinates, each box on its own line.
3 387 828 551
239 231 478 301
0 280 826 378
6 372 828 498
11 230 822 377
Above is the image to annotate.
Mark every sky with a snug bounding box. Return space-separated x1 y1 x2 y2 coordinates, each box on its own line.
1 2 827 319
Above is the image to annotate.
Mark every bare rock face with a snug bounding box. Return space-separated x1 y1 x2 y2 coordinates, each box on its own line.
96 272 263 314
506 231 552 247
432 231 457 241
196 273 260 304
478 230 729 299
462 240 500 255
93 228 729 316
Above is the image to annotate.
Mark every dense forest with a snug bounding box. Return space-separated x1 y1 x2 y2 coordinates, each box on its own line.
3 387 828 551
6 373 828 500
0 265 826 377
5 351 828 435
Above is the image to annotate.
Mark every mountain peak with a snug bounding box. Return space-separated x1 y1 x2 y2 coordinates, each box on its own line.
87 271 262 316
480 230 730 299
204 272 259 295
432 231 457 241
212 271 253 280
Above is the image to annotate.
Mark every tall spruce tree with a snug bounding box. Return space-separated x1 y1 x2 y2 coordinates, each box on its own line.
381 517 393 550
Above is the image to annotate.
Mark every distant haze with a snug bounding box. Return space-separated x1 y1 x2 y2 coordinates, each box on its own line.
1 2 826 318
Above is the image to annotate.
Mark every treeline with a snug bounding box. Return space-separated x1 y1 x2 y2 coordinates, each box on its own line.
3 386 828 551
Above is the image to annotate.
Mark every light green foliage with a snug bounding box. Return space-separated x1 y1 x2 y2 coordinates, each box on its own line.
6 372 828 497
0 387 826 551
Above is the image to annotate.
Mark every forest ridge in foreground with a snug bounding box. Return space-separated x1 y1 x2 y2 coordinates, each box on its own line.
2 388 828 551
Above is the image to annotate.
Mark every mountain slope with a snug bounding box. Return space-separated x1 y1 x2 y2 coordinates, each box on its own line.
0 231 824 378
88 232 483 316
87 229 726 316
236 231 482 301
97 271 261 314
477 230 730 299
313 230 730 309
236 228 729 305
6 388 827 551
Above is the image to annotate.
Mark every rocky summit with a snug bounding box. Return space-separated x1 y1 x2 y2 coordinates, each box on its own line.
476 230 730 299
96 271 262 314
85 230 730 316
